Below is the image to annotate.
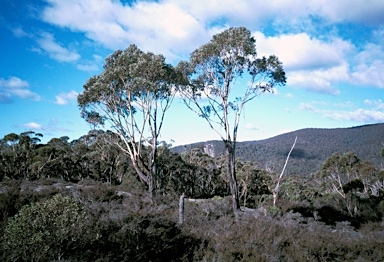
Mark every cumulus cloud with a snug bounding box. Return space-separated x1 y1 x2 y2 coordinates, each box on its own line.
252 31 353 95
35 32 80 62
348 43 384 88
40 0 384 53
41 0 209 61
0 77 41 103
54 90 78 105
253 32 352 71
252 29 384 92
38 0 384 91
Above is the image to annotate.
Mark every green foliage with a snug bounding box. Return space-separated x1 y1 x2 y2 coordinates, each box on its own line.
2 194 92 261
0 131 42 180
155 146 229 198
0 130 132 183
237 160 271 207
311 152 381 217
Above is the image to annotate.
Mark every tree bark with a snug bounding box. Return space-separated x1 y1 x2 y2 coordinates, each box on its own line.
226 141 240 217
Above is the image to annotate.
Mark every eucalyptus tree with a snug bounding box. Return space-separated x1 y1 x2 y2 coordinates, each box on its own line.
0 131 42 180
178 27 286 215
78 44 182 196
313 152 381 217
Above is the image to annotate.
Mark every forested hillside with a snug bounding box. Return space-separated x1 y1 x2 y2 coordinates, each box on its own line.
172 123 384 175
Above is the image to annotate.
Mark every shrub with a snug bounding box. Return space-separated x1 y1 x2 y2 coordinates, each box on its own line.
2 194 93 261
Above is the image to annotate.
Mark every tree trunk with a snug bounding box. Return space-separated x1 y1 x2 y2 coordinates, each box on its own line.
273 136 297 207
226 141 240 217
131 159 154 199
179 193 185 225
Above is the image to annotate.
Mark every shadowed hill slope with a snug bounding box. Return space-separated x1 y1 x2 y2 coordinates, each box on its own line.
172 123 384 175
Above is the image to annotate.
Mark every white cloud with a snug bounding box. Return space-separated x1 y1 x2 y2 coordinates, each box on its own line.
253 32 352 71
286 93 294 99
299 101 329 111
323 109 384 123
77 54 103 72
19 122 43 130
77 64 99 72
35 32 80 62
349 43 384 88
252 30 384 92
334 101 354 108
54 90 78 105
11 26 30 38
351 61 384 88
171 0 384 30
0 77 41 103
364 99 384 110
287 66 346 95
300 99 384 123
252 31 353 95
17 120 72 134
40 0 384 59
315 0 384 25
0 76 29 88
38 0 384 92
41 0 208 61
245 123 258 130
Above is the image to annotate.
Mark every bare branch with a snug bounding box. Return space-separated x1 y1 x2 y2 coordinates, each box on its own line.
273 136 297 207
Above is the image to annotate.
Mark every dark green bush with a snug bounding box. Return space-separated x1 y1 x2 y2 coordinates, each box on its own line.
2 194 93 261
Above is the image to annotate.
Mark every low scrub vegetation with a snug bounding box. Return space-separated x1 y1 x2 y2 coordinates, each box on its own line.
0 180 383 261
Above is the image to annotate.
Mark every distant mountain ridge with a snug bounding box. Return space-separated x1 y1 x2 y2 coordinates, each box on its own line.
171 123 384 175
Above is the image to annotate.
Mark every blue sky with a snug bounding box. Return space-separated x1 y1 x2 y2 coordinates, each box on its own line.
1 0 384 146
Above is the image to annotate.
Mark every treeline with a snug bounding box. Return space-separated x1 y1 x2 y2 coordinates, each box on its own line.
0 130 230 198
2 130 384 218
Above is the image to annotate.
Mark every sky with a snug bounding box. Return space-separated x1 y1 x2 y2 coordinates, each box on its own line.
1 0 384 146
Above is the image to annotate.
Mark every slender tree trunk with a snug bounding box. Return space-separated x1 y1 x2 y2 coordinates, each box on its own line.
179 193 185 225
151 139 157 197
151 109 158 198
131 158 153 198
273 136 297 207
225 140 240 217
